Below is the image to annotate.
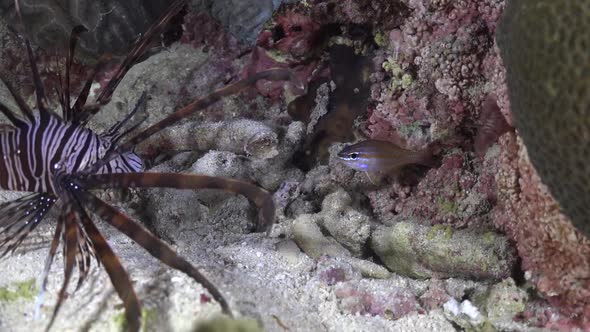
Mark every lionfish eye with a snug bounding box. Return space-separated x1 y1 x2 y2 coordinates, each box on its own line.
349 152 359 160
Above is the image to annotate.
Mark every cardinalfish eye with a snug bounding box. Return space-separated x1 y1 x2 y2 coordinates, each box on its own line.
337 146 362 160
336 144 372 171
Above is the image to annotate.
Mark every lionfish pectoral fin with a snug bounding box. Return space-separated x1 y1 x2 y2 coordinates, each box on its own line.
34 218 64 320
13 0 63 120
72 191 142 332
44 201 79 332
13 0 49 115
78 189 232 316
84 67 300 175
73 226 96 292
82 173 275 233
0 193 56 258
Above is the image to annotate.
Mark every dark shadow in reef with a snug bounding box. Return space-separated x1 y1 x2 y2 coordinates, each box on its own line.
290 43 372 171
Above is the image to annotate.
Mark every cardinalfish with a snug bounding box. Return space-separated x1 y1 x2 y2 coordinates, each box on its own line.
337 139 437 183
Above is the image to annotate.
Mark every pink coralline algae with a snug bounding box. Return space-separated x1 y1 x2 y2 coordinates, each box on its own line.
243 46 317 100
367 151 486 228
308 0 406 30
366 0 501 149
493 134 590 325
241 11 323 100
272 12 321 59
418 281 450 310
334 281 421 319
314 256 362 286
355 1 507 228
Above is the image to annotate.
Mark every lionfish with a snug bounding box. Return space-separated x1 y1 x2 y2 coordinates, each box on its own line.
0 0 297 330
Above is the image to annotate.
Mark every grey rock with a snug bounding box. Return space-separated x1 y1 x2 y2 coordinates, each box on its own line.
0 0 173 57
275 239 303 265
318 190 371 257
292 213 351 258
145 119 279 160
371 222 517 280
348 258 391 279
485 278 527 323
210 0 273 44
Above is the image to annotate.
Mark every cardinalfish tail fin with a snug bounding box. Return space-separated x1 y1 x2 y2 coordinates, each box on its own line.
413 141 442 168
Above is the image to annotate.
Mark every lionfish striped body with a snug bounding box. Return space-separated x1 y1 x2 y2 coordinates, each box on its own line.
0 113 142 194
0 0 298 330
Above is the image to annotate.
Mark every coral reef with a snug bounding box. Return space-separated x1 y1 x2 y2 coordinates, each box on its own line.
497 0 590 239
304 0 589 327
245 8 324 101
364 0 504 149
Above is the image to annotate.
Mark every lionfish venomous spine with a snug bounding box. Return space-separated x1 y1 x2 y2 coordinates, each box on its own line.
0 0 299 330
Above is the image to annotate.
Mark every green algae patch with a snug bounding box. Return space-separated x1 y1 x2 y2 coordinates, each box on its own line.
371 222 431 279
399 121 422 137
141 309 158 331
113 312 126 331
438 198 458 216
193 317 263 332
427 224 454 240
479 320 498 332
482 232 496 246
374 31 388 47
382 57 413 91
0 279 37 302
113 308 158 332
